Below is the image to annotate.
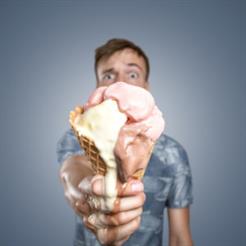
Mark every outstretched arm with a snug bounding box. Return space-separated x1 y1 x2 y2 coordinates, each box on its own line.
59 155 145 246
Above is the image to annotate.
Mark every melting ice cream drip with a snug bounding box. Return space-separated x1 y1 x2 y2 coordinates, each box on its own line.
74 99 127 210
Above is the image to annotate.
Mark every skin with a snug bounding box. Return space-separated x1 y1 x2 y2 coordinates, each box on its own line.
60 156 145 245
96 48 149 89
60 48 193 246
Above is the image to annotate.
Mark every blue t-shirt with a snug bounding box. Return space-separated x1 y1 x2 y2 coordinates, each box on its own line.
57 129 193 246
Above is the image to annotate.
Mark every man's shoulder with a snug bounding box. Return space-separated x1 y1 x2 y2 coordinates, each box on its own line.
152 133 190 175
154 133 188 157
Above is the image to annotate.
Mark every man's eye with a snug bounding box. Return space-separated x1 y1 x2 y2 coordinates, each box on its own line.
103 73 114 80
128 72 138 79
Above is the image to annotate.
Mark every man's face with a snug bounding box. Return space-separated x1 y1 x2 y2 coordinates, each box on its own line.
96 48 148 89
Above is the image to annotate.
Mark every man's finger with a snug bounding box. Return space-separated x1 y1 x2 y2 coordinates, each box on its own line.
112 192 146 213
83 215 97 234
88 207 143 227
96 216 141 245
75 200 91 216
92 177 144 197
77 175 93 194
76 191 145 213
114 236 130 246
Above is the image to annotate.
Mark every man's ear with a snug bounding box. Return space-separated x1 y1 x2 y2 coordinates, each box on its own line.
144 81 150 90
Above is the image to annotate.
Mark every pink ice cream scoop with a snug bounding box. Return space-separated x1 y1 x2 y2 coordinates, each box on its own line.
84 81 165 141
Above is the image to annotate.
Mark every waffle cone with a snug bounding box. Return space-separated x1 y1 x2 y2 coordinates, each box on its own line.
69 106 146 180
69 106 107 176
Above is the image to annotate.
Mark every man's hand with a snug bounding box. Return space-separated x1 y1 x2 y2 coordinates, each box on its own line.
59 155 145 246
59 155 94 214
77 175 145 245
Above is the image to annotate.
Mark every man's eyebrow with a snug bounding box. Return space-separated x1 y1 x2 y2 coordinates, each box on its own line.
101 68 114 74
127 63 143 71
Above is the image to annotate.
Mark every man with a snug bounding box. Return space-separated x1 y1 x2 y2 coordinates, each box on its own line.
57 38 193 246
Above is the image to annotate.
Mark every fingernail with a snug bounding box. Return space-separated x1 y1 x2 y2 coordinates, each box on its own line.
88 214 96 225
92 176 104 194
122 182 127 189
131 182 143 192
91 175 104 184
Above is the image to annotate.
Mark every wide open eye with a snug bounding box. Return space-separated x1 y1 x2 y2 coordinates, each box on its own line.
103 73 115 81
128 71 139 80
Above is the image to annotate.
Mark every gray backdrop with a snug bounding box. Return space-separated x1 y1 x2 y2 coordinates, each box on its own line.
0 0 245 245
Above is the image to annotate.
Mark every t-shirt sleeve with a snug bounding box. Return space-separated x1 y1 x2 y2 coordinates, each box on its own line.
56 128 84 165
165 144 193 208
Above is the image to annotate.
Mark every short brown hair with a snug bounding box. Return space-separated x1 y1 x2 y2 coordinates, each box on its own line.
95 38 150 81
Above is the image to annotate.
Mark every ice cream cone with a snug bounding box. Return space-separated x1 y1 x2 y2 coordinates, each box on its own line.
69 106 145 180
69 107 107 176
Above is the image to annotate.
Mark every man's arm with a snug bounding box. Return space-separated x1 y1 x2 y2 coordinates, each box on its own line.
59 154 145 246
57 125 157 245
167 207 193 246
160 136 194 246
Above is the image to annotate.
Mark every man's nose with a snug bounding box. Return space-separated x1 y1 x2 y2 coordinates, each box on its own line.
115 73 126 82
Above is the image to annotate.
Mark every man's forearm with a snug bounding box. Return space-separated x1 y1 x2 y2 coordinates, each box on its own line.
169 236 193 246
167 207 193 246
